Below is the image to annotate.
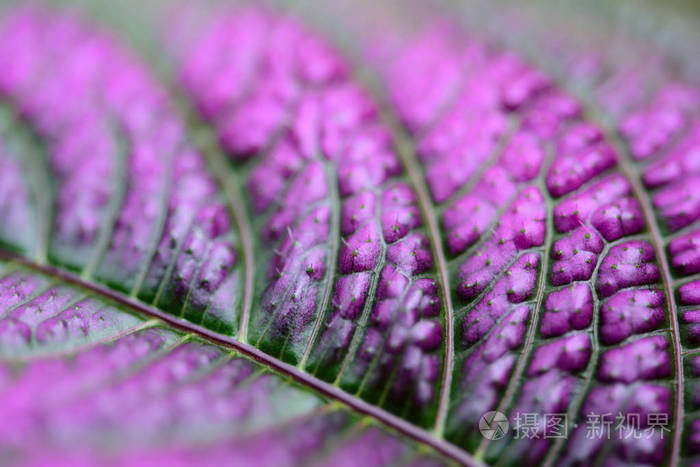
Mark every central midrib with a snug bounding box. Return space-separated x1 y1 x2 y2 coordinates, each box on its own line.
0 249 481 467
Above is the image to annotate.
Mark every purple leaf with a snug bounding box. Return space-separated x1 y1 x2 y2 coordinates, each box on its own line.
0 1 697 466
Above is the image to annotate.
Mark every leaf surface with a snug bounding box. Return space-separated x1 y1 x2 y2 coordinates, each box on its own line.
0 1 698 465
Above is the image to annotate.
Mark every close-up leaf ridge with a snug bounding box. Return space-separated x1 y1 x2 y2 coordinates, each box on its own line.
0 0 698 465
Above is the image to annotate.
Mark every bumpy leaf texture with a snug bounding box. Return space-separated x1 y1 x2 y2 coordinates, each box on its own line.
0 0 697 465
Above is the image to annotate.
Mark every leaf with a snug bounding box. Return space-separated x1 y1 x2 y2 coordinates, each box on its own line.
0 1 697 466
0 260 447 465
